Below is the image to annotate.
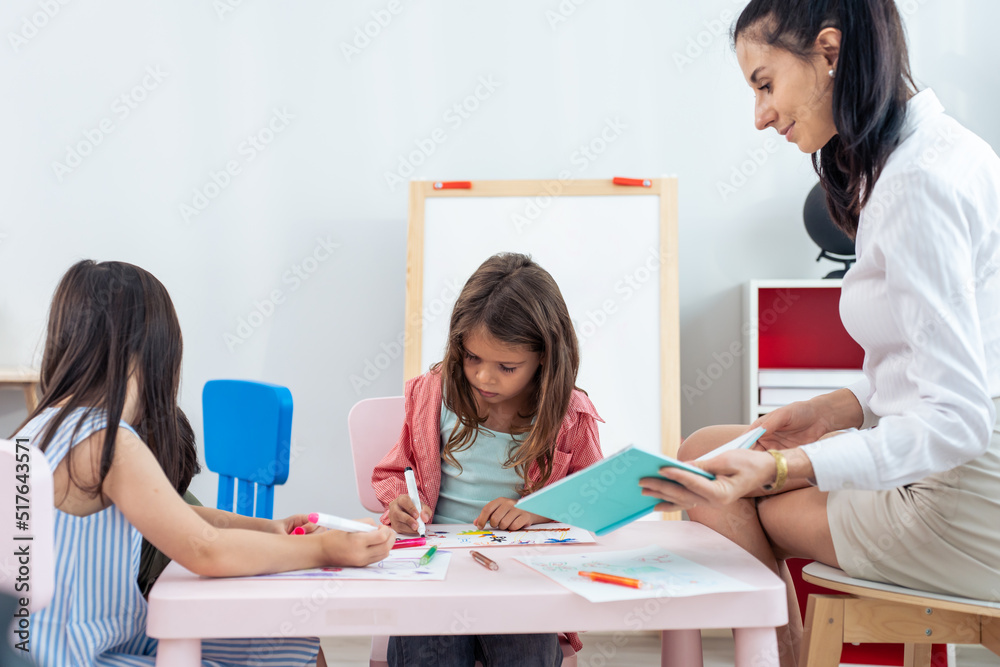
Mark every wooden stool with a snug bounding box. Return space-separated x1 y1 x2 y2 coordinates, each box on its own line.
800 562 1000 666
0 368 40 412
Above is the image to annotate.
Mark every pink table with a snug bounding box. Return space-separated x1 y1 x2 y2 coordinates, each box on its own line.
147 521 787 666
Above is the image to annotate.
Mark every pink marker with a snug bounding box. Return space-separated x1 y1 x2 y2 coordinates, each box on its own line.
392 537 427 549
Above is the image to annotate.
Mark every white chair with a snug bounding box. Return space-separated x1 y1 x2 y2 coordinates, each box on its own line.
347 397 578 667
1 438 55 662
800 561 1000 666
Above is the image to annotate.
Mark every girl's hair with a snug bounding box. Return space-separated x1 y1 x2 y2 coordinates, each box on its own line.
16 260 199 498
734 0 917 236
435 253 580 495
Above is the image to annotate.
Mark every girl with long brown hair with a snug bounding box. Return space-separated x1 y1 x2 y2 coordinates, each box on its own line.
16 260 395 667
372 252 604 666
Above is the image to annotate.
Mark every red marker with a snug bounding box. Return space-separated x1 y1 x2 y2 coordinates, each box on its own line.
612 177 652 188
433 181 472 190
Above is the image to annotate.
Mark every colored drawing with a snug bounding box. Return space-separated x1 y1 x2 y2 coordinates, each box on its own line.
391 523 596 550
250 551 451 581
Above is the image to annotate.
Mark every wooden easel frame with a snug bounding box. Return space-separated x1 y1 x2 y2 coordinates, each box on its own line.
403 178 680 459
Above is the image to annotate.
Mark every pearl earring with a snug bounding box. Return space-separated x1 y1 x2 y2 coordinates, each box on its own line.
828 68 836 78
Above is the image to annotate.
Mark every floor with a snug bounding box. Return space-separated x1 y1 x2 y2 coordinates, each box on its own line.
321 633 1000 666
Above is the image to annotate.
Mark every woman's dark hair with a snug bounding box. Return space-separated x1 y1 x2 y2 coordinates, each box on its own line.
434 253 580 495
16 260 199 499
734 0 917 236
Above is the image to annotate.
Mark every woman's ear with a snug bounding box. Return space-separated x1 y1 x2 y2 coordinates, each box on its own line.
815 26 841 71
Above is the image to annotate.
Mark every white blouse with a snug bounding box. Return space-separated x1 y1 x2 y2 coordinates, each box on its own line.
802 89 1000 492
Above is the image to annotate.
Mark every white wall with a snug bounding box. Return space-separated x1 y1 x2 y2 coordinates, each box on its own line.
1 0 997 520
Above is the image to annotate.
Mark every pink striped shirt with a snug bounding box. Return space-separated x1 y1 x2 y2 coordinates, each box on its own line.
371 369 604 652
373 369 604 521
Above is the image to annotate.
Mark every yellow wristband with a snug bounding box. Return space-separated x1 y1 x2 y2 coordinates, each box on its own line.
762 450 788 493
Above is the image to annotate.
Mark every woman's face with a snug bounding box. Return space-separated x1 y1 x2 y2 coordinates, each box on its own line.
735 32 839 154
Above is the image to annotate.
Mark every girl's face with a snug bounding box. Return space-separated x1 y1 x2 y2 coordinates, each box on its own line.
735 31 839 154
462 328 541 410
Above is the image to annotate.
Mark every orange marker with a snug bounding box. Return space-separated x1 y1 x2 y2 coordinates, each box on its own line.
578 571 649 589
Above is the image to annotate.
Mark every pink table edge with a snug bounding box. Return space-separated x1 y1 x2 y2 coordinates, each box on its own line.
148 521 787 667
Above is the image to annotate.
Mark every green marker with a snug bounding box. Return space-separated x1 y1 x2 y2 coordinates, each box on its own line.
419 546 437 566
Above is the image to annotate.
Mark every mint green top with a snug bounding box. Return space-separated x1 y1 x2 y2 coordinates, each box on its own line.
433 401 524 524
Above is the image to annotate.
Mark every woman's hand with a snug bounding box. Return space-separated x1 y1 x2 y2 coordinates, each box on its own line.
751 389 864 451
388 493 431 535
474 498 547 531
639 450 777 512
319 525 396 567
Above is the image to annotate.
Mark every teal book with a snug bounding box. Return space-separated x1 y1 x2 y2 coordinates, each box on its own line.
515 427 765 536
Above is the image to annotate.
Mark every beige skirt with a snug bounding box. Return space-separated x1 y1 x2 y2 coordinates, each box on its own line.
828 397 1000 599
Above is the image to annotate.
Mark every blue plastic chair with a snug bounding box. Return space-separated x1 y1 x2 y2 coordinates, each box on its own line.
202 380 293 519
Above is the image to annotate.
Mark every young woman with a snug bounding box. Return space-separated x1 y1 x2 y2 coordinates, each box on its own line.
639 1 1000 665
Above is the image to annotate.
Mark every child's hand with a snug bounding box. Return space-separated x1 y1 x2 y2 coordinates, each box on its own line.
388 493 431 534
474 498 547 531
320 525 396 567
271 513 320 535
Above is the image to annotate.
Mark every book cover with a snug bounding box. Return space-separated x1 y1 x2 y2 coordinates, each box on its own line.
515 429 764 536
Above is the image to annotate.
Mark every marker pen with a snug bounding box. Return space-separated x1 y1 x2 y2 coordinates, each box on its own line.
578 571 649 589
470 550 499 571
392 537 427 549
306 512 376 533
404 466 427 537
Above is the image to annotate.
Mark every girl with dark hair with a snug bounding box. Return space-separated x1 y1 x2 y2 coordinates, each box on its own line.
372 252 604 667
15 260 395 667
640 0 1000 664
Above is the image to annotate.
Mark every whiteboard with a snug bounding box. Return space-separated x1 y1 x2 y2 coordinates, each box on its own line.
405 179 680 458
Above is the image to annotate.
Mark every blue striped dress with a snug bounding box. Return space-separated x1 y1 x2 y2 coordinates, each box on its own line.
18 408 320 667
